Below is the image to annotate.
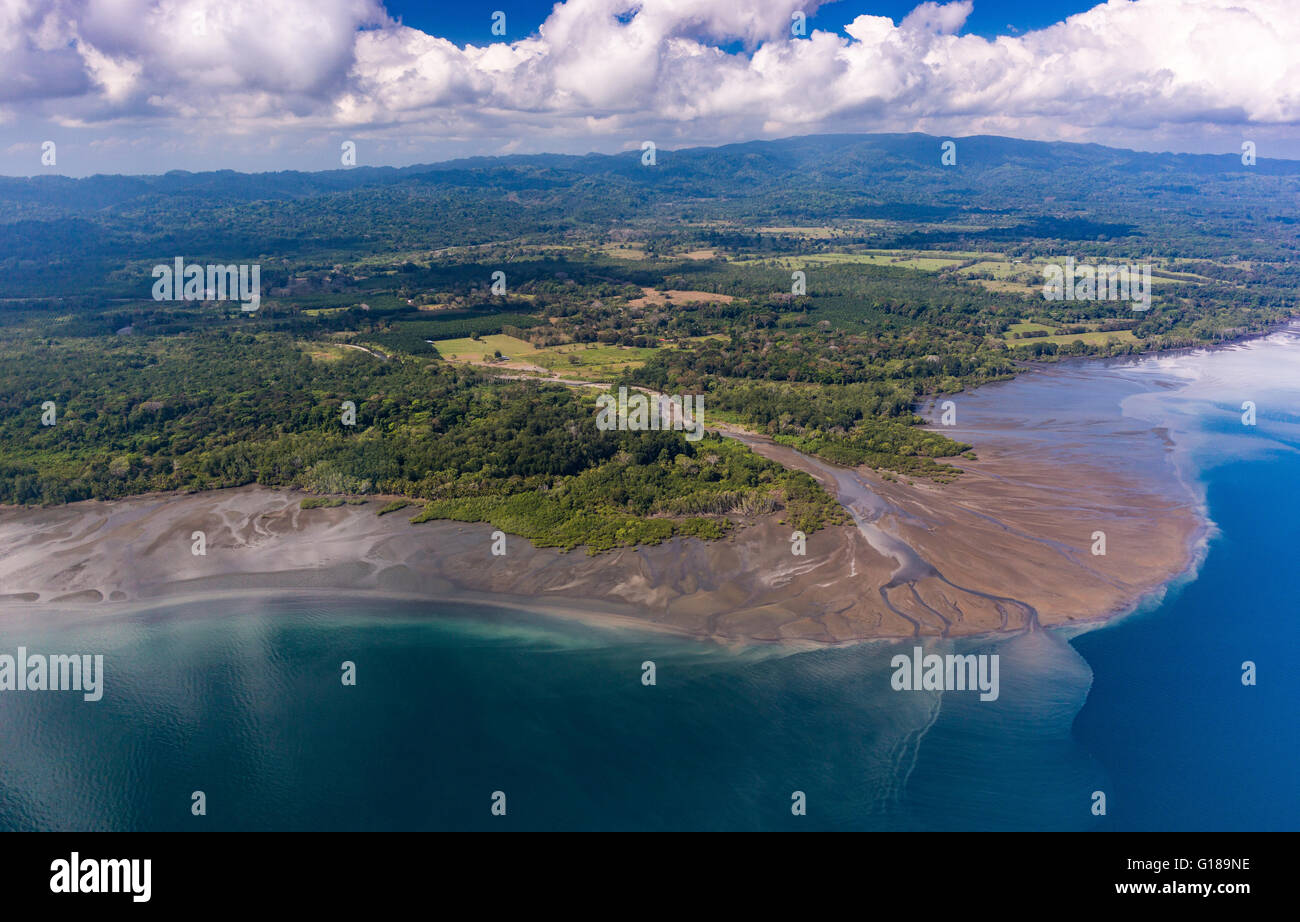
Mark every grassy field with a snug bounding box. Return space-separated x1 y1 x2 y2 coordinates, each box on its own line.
300 341 352 362
1003 321 1141 347
432 334 657 379
972 279 1038 294
626 288 735 307
733 250 976 271
672 333 730 345
755 226 839 238
1004 322 1055 335
964 257 1216 300
1014 330 1141 347
959 259 1032 279
431 333 540 363
532 342 658 376
598 242 648 259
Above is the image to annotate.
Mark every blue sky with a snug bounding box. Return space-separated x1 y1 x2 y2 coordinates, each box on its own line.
2 0 1294 176
385 0 1102 44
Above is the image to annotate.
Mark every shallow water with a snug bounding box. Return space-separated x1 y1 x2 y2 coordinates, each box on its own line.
1 332 1297 830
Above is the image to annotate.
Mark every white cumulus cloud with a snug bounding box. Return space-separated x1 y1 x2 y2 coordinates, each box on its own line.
2 0 1296 173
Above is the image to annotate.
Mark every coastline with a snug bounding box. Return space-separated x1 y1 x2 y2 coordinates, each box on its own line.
5 323 1271 645
0 370 1205 644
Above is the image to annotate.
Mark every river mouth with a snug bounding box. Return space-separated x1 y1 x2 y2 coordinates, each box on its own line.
0 336 1295 830
0 350 1211 645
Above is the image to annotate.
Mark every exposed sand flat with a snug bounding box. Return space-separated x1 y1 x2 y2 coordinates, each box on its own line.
0 418 1203 643
872 445 1201 628
726 429 1202 637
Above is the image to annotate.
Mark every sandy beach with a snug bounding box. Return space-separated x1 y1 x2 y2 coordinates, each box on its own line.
0 403 1204 642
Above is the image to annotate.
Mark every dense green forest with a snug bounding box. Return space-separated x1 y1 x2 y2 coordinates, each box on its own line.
0 331 842 551
1 132 1296 550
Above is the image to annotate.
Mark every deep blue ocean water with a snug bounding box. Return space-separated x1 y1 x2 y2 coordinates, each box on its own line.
1 333 1297 831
